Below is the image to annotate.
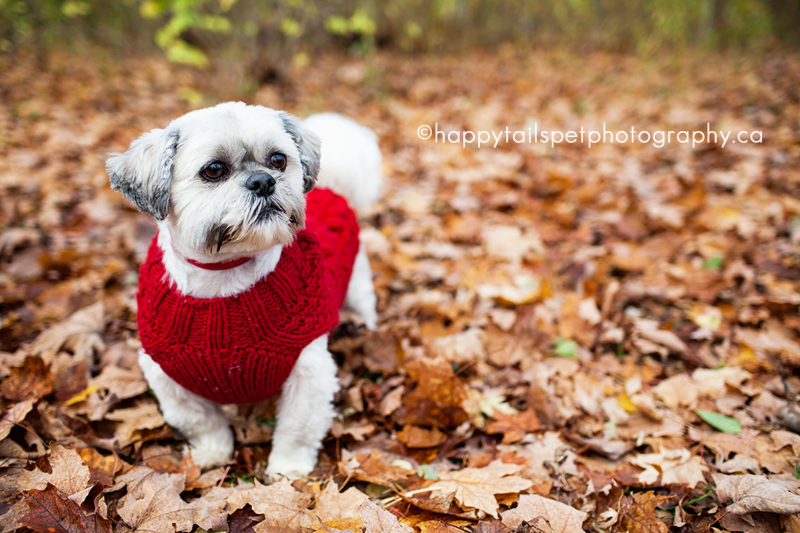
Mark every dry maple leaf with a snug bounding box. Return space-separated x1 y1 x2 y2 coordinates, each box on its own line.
359 500 413 533
338 450 416 486
0 398 35 440
618 492 670 533
88 364 148 401
105 402 165 447
228 505 265 533
500 494 587 533
485 409 542 444
226 478 311 533
397 425 447 448
303 480 369 530
403 357 469 428
17 445 92 505
427 460 533 518
0 356 53 401
29 302 105 363
713 473 800 515
116 470 195 533
628 448 708 488
22 484 111 533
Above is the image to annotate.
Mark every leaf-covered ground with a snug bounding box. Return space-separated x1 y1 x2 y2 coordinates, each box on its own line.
2 49 800 533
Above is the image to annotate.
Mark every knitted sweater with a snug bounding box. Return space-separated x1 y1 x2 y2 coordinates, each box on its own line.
137 188 360 404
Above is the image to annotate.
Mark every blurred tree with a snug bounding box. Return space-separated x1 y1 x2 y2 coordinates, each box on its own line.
0 0 792 70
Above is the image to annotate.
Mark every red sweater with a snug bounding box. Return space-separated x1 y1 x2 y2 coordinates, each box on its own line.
137 188 360 404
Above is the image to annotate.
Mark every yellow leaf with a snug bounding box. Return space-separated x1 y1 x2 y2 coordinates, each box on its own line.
64 385 99 406
616 391 637 414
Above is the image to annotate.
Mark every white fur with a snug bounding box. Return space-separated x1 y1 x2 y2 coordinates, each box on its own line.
111 103 382 478
304 113 383 210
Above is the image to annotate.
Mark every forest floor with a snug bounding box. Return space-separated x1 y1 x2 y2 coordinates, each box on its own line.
2 47 800 533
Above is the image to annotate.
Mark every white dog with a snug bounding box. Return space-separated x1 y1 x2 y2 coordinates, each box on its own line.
106 103 381 478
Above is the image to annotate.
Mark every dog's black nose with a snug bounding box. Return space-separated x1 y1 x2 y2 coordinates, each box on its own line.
245 173 276 198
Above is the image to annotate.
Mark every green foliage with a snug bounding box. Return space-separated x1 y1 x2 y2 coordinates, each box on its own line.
553 338 578 359
695 409 742 434
0 0 793 65
143 0 233 67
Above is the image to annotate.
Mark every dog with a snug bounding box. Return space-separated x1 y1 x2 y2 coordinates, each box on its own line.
106 102 382 479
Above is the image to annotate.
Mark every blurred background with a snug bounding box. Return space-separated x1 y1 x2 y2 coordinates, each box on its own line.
2 0 798 87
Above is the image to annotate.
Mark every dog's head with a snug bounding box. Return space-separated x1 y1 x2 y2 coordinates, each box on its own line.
106 102 321 256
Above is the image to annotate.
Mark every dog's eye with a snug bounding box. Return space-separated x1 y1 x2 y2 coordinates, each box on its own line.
269 153 287 171
201 161 228 181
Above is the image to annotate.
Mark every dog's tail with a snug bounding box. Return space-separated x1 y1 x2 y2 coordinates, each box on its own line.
303 113 382 210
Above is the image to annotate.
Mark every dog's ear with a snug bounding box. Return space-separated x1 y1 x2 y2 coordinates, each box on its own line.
280 112 321 194
106 128 180 221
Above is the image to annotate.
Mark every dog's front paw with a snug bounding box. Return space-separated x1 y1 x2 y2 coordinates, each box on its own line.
187 427 234 469
265 446 316 480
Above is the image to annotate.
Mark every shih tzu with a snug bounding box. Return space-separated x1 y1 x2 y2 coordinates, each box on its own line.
106 102 382 478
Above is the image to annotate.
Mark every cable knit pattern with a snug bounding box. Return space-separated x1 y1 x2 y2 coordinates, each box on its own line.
137 188 360 404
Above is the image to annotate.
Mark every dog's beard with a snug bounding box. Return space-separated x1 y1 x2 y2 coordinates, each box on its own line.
201 195 305 254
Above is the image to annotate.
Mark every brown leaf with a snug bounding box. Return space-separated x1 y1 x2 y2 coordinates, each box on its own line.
359 499 413 533
485 409 542 444
105 402 165 447
229 505 265 533
627 448 708 488
0 398 35 440
29 302 105 363
78 448 125 487
338 450 415 486
311 481 369 524
17 445 92 501
88 364 148 401
428 460 533 518
618 492 670 533
500 494 587 533
116 470 195 533
0 356 52 401
226 478 311 532
22 484 111 533
403 357 468 428
714 473 800 515
397 425 447 448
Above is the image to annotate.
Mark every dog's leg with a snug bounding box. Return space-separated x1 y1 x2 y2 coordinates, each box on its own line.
266 335 338 479
344 243 377 330
138 351 233 469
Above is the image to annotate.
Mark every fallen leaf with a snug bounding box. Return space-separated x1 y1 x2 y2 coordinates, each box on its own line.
88 364 148 401
428 460 533 518
229 505 265 533
0 356 52 401
227 478 311 532
22 484 111 533
105 402 165 447
485 409 542 444
359 499 413 533
714 473 800 515
500 494 587 533
338 450 415 486
116 470 195 533
397 425 447 448
29 302 105 363
0 398 35 440
695 409 742 434
403 357 469 428
618 492 670 533
628 448 708 488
